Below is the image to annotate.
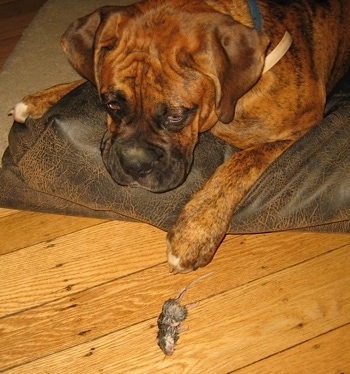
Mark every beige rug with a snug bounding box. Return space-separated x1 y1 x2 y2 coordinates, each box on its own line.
0 0 136 159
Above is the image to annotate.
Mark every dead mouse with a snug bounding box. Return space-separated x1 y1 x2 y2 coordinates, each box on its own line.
156 272 214 356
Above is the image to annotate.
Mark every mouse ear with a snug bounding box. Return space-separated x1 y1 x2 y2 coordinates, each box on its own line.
60 6 137 88
190 16 270 124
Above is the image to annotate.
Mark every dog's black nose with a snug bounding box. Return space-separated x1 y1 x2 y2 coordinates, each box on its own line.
124 159 154 179
119 147 159 180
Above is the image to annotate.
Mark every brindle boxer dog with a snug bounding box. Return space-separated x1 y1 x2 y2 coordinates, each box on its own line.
11 0 350 273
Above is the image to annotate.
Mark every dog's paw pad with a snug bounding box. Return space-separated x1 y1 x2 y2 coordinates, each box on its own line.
8 101 29 123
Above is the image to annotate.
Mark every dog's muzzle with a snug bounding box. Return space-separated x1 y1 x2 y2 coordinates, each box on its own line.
101 131 192 192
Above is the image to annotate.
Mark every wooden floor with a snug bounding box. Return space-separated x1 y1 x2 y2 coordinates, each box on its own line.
0 1 350 373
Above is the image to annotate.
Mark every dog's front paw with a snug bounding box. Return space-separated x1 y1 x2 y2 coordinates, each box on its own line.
8 81 85 124
8 101 30 123
8 92 50 123
166 236 216 274
166 203 228 273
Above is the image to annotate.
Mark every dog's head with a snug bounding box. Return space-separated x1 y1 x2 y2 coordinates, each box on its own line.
61 1 269 192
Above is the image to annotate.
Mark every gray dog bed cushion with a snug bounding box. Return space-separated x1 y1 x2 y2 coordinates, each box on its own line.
0 70 349 234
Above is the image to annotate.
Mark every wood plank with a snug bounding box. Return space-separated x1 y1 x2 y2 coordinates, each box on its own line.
3 244 349 373
0 211 106 255
234 323 350 374
0 207 19 218
0 232 349 371
0 14 37 68
0 220 166 316
0 13 37 38
0 0 46 68
0 0 46 19
1 230 348 316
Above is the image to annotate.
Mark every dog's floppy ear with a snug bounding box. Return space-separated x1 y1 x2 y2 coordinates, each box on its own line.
192 17 270 124
61 6 112 83
60 6 137 87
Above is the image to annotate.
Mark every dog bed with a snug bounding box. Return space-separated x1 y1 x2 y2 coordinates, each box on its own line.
0 70 349 233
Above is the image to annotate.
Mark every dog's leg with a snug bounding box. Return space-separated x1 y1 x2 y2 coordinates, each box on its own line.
8 79 85 123
167 139 292 273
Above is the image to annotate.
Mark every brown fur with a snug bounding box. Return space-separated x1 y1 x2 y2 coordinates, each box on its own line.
14 0 350 272
10 80 84 121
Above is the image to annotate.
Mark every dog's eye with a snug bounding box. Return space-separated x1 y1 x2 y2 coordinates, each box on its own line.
156 105 197 131
107 102 121 111
167 114 184 124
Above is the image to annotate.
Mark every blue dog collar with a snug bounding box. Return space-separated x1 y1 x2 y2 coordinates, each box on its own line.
246 0 293 73
247 0 262 31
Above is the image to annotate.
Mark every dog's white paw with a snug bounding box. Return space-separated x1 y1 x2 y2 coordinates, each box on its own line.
167 252 181 271
8 101 29 123
167 250 190 274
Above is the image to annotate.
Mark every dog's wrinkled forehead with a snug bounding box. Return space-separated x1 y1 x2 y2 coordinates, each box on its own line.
97 10 207 114
114 0 216 45
95 1 237 81
62 1 269 125
98 7 205 76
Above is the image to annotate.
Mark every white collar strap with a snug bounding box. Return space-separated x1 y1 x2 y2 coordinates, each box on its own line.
262 31 293 74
